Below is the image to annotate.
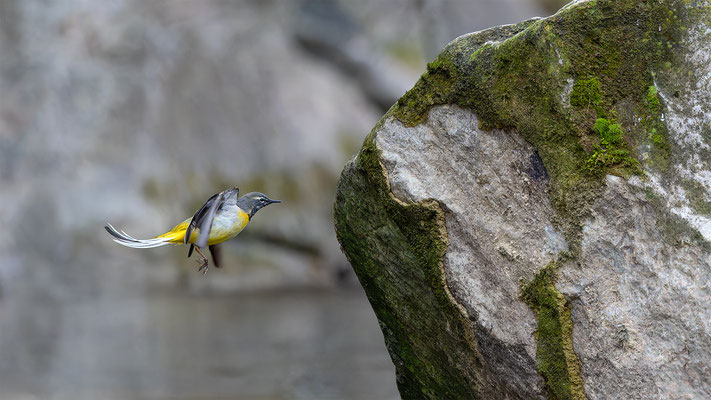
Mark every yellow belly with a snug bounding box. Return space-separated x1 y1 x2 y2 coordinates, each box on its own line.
157 210 250 246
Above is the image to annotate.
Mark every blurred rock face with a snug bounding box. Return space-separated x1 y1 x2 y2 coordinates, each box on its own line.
0 0 549 293
0 1 380 294
0 0 556 398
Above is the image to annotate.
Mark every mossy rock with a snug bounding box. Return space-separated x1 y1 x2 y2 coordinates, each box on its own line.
335 0 711 398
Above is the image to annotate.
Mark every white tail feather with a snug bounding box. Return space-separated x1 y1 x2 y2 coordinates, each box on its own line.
105 223 172 249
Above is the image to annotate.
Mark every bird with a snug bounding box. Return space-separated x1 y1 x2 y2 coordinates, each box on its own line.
105 188 281 274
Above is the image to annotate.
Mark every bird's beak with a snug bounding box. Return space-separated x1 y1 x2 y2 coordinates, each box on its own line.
269 199 282 204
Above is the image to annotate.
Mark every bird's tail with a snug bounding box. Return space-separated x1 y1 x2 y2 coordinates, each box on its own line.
105 223 175 249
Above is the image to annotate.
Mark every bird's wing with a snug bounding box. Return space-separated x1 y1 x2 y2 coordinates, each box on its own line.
187 244 194 258
209 245 222 268
185 192 220 244
185 188 240 247
195 194 222 248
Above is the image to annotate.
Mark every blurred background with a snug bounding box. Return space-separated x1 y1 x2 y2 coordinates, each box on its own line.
0 1 565 399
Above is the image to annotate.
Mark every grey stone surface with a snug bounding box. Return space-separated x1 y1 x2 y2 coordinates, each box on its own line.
560 175 711 399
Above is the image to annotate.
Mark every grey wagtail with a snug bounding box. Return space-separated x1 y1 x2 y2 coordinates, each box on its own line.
105 188 281 274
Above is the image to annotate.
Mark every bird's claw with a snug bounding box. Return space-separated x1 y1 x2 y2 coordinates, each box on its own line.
196 259 209 275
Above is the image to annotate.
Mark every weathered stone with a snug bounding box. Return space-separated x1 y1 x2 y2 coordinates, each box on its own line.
335 0 711 398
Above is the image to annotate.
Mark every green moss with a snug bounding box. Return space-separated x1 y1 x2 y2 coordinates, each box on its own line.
645 85 662 114
393 54 458 126
586 118 642 176
594 118 622 145
638 84 672 171
521 259 585 400
570 77 602 111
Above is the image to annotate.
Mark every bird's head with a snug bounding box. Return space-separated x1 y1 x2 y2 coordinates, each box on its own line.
237 192 281 218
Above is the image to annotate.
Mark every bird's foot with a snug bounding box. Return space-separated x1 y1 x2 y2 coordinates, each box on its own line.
196 258 209 275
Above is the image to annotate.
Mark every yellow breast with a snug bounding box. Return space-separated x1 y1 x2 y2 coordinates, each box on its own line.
205 209 250 245
159 209 250 246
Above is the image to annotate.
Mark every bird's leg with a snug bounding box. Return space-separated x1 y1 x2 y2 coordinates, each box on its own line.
194 246 209 275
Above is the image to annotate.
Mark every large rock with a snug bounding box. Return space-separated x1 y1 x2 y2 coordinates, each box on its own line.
335 0 711 398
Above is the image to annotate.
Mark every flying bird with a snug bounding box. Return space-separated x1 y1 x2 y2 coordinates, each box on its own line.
105 188 281 274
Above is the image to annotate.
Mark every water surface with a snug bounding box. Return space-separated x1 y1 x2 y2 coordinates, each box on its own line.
0 286 398 400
